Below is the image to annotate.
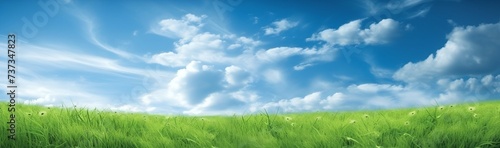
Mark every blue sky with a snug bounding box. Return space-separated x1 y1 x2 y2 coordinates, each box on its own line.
1 0 499 115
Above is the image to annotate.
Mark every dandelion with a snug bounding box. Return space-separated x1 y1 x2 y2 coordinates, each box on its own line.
285 116 292 121
291 123 296 127
39 111 47 116
363 114 370 119
468 107 476 112
349 120 357 124
438 106 445 110
408 111 416 116
473 113 478 118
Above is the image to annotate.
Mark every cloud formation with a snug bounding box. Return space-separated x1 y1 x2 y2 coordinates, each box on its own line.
394 22 500 82
152 13 207 39
264 19 298 35
307 19 400 46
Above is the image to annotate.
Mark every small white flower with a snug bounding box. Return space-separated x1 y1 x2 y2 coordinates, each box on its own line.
468 107 476 112
349 120 357 124
39 111 47 116
408 111 416 116
285 117 292 121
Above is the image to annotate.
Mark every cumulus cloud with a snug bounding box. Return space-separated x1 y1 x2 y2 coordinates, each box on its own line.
307 19 400 46
262 92 323 112
256 46 336 70
151 13 206 39
437 75 500 95
150 14 263 68
183 92 247 115
260 83 423 113
263 69 284 84
256 47 303 61
264 19 299 35
140 61 259 113
394 22 500 82
166 61 224 106
225 65 252 87
150 32 227 67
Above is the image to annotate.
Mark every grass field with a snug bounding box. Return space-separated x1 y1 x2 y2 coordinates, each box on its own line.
1 101 500 147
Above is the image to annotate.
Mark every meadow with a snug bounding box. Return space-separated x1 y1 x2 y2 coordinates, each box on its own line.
1 101 499 147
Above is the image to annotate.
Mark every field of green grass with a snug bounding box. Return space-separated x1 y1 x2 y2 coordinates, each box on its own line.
1 101 500 147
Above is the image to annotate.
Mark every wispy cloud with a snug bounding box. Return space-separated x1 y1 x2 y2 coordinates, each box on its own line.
307 19 400 46
407 6 431 19
70 9 137 59
264 19 299 35
360 0 433 19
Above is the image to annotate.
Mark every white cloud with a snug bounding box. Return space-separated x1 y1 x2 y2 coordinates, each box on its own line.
361 0 435 20
262 92 323 112
259 80 497 113
293 63 313 71
183 92 247 115
394 22 500 82
263 69 283 84
140 62 260 115
150 32 227 67
110 104 156 113
407 6 431 19
166 61 224 106
20 44 149 77
307 19 399 46
152 13 207 39
18 76 112 109
225 65 252 87
75 11 136 59
264 19 298 35
256 47 303 61
386 0 430 13
349 83 403 93
256 45 336 70
320 93 344 109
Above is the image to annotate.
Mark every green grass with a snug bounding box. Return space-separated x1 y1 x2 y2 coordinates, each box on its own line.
1 101 500 147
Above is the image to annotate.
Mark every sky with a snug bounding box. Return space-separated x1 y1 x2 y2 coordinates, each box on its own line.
0 0 499 115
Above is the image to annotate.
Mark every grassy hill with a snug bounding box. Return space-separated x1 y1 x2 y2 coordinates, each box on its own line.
1 101 500 147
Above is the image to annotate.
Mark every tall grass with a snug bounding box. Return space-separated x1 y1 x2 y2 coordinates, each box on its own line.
1 101 499 147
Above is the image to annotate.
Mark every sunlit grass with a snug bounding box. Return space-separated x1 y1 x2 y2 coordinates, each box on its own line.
1 100 500 147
